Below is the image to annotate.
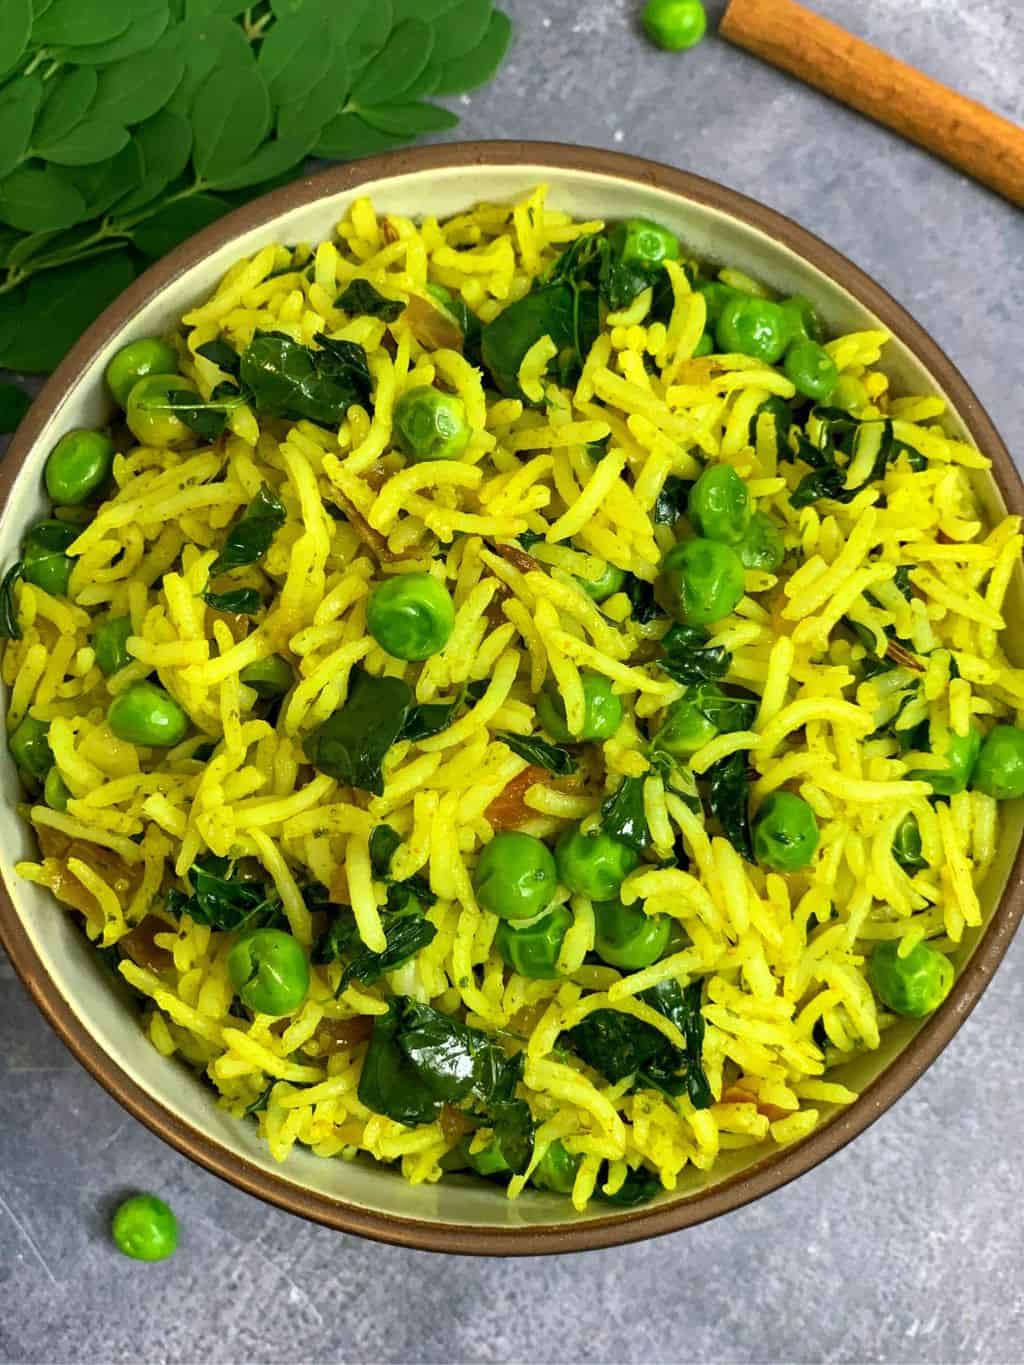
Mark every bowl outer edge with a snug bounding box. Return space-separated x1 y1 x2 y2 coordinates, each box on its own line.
1 140 1023 1256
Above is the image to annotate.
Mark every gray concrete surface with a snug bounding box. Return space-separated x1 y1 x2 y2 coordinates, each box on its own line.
2 2 1023 1361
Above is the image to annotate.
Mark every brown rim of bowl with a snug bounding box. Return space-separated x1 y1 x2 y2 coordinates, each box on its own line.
1 141 1022 1256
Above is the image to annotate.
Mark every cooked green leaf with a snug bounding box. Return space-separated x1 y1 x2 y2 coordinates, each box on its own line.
600 774 650 853
210 483 286 576
386 873 435 913
622 573 662 623
239 329 372 427
707 751 753 861
357 999 441 1127
568 1008 667 1083
0 381 31 433
652 474 692 526
132 383 237 439
202 587 262 616
195 338 241 376
494 731 578 776
639 979 711 1109
0 562 24 640
339 912 436 990
658 622 731 685
595 1165 661 1206
336 278 405 322
303 667 411 796
690 683 757 733
397 998 517 1108
169 854 282 931
369 823 402 878
311 905 359 965
481 282 589 400
568 980 710 1111
486 1096 534 1175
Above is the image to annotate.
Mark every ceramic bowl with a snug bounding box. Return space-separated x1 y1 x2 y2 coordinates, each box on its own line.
1 143 1021 1254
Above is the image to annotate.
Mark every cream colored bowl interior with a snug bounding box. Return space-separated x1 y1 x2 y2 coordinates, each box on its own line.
3 163 1020 1233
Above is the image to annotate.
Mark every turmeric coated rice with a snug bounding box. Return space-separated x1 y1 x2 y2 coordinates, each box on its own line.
6 186 1024 1212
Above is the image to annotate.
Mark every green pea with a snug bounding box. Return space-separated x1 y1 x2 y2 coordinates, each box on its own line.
44 429 115 506
779 294 824 344
494 902 572 978
892 814 927 871
715 296 790 364
532 1139 580 1194
107 681 189 748
642 0 707 52
106 338 179 408
466 1139 513 1178
697 282 739 327
555 826 639 902
784 338 839 402
907 724 982 797
607 217 681 271
869 939 954 1018
593 897 672 970
970 724 1024 800
575 558 627 602
752 791 819 872
8 715 53 782
126 374 198 448
366 571 455 661
393 385 471 462
692 331 715 358
536 671 623 742
111 1193 179 1262
660 537 745 626
688 464 751 545
654 695 718 757
44 766 69 811
227 927 310 1016
93 616 132 676
737 511 785 572
474 831 558 921
239 654 294 699
22 519 76 597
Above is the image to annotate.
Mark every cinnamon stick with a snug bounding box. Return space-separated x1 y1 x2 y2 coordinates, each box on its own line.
721 0 1024 209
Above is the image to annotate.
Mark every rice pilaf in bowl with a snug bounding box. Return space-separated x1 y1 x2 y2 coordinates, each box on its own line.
2 150 1022 1246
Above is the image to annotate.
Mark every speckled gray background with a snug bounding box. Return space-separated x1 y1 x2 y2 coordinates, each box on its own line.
2 2 1023 1362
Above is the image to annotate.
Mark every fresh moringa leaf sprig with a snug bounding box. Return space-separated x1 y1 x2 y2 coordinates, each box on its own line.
0 0 513 374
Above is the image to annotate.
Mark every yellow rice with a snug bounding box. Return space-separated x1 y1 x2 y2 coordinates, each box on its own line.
7 185 1023 1212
